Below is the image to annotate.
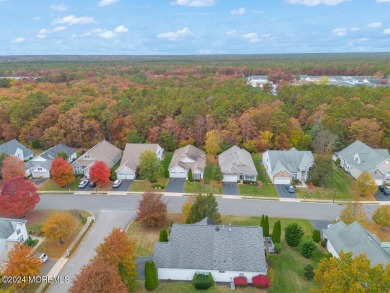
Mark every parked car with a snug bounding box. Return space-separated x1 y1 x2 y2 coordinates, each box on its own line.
286 184 295 193
378 185 390 195
78 179 89 188
89 181 96 188
34 253 48 263
112 179 122 188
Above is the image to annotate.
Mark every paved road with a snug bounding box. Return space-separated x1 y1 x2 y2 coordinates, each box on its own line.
374 190 390 202
275 184 297 198
222 182 239 195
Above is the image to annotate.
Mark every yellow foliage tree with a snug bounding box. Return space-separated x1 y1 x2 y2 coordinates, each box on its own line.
43 212 77 244
354 172 377 198
205 130 221 157
181 196 195 221
372 205 390 228
339 202 367 225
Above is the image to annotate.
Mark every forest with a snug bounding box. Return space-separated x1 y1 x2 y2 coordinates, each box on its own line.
0 53 389 154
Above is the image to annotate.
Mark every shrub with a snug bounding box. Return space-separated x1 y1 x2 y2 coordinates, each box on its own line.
268 268 274 282
159 229 168 242
263 215 269 237
285 223 304 247
109 169 117 181
321 238 328 248
273 243 281 253
312 229 321 243
24 237 39 247
151 184 165 189
233 276 248 287
188 169 193 182
271 220 281 244
301 241 316 258
192 273 214 290
144 261 158 290
252 275 270 289
164 169 169 178
304 264 315 280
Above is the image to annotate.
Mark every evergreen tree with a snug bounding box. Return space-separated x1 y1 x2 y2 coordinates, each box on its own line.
159 229 168 242
188 169 193 182
145 261 159 290
264 215 270 237
260 215 265 231
312 229 321 243
271 220 281 244
213 166 223 182
187 194 221 224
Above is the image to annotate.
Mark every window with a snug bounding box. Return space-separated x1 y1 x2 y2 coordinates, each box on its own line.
219 271 225 273
16 229 21 235
18 236 24 242
239 174 244 180
292 172 298 180
38 167 42 171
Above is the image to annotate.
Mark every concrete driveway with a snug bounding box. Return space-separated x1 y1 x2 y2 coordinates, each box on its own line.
374 190 390 201
166 178 185 193
310 220 332 236
111 179 133 191
222 182 239 195
40 258 57 276
275 184 297 198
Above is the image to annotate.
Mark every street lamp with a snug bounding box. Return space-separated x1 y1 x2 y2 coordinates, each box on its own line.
333 188 336 203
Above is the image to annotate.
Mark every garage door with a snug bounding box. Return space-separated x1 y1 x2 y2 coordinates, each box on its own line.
117 173 135 180
169 171 187 179
375 179 383 186
223 174 238 182
274 177 291 185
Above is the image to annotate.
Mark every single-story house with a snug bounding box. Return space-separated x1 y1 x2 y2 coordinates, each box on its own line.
0 218 28 267
25 144 77 178
333 140 390 185
116 143 164 180
218 146 258 182
262 148 314 184
0 139 33 161
323 221 390 267
72 140 122 178
168 145 206 180
153 217 267 283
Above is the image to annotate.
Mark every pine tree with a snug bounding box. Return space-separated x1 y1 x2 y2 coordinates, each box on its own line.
312 229 321 243
188 169 193 182
260 215 265 231
145 261 159 290
264 215 270 237
272 220 281 243
159 229 168 242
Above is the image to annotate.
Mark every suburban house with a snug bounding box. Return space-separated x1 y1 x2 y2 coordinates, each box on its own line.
333 140 390 185
262 148 314 184
153 217 267 283
323 221 390 267
116 143 163 180
25 144 77 178
218 146 258 182
0 218 28 267
168 145 206 180
0 139 33 161
72 140 122 178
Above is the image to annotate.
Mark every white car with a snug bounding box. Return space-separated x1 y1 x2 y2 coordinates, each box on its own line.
112 179 122 188
34 253 48 263
78 179 89 188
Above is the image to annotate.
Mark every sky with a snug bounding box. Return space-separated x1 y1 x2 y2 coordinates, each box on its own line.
0 0 389 55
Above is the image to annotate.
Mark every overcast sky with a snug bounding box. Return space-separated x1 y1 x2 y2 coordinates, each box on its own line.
1 0 389 55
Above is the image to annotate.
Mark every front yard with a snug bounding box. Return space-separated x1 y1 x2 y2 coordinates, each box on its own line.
37 178 81 191
184 180 222 194
130 178 170 192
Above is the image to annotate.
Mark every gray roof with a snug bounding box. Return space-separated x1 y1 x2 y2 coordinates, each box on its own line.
118 144 161 172
39 144 76 160
218 146 258 176
266 148 314 175
0 218 26 239
169 145 206 173
153 219 266 273
336 140 389 173
0 139 32 158
323 221 390 267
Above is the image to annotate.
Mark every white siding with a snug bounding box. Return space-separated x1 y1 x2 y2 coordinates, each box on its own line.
326 239 339 259
116 166 136 180
262 151 273 180
274 177 291 185
7 222 28 243
375 179 383 186
14 148 25 161
32 167 50 179
222 174 237 182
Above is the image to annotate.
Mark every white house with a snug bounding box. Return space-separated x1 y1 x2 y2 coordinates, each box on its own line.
168 145 206 180
0 139 33 161
262 148 314 184
116 144 163 180
153 218 267 283
0 218 29 266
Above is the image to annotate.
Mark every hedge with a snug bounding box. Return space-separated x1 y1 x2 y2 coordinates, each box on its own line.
192 273 214 290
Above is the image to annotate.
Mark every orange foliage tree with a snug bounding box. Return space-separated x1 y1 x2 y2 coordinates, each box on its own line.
42 212 77 244
137 190 167 228
1 156 25 180
50 157 75 186
89 160 111 187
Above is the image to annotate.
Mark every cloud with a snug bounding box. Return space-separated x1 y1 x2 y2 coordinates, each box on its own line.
157 27 193 41
384 28 390 34
83 26 127 39
227 29 237 36
368 22 382 28
12 37 25 43
99 31 115 39
114 25 128 33
171 0 215 7
357 38 369 42
287 0 349 6
98 0 119 7
33 16 41 21
376 0 390 2
50 4 67 11
241 33 271 43
36 26 67 39
53 15 94 25
52 26 67 32
350 27 359 31
332 27 347 36
230 8 246 15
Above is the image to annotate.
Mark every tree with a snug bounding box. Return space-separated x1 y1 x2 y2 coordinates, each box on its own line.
43 212 77 244
1 156 25 180
56 151 69 161
205 130 221 157
159 131 177 151
313 130 338 154
308 156 333 187
144 261 159 290
89 160 111 188
275 133 292 150
95 228 137 292
263 215 270 237
70 258 128 293
181 196 195 221
139 150 162 182
260 215 265 231
314 251 390 293
159 229 168 242
272 220 281 244
354 172 377 198
285 223 304 247
301 240 316 258
127 130 144 143
372 205 390 228
0 177 40 217
213 165 223 182
4 243 43 289
312 229 321 243
188 168 193 182
304 264 315 280
50 157 75 186
0 153 8 178
137 190 167 228
187 194 221 224
340 202 367 224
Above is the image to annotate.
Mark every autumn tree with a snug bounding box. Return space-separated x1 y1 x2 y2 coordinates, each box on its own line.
354 172 377 198
0 153 8 178
42 212 77 244
205 130 222 157
137 190 167 228
0 177 40 217
308 156 333 187
257 130 273 152
339 202 367 225
313 130 339 154
1 156 25 180
372 205 390 228
4 243 43 289
95 228 137 292
139 150 162 182
187 194 221 224
50 157 75 186
274 133 292 150
89 160 111 187
181 195 195 221
70 258 128 293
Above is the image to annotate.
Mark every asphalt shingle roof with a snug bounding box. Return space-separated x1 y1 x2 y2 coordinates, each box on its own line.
266 148 314 175
169 145 206 173
218 146 258 176
0 139 32 158
0 218 26 239
39 144 76 160
118 144 161 171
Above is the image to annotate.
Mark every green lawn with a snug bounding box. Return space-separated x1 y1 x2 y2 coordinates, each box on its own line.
38 178 81 191
184 181 222 194
130 178 169 192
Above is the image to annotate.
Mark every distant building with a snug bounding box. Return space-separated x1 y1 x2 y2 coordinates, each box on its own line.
0 139 33 161
168 145 206 180
0 218 28 267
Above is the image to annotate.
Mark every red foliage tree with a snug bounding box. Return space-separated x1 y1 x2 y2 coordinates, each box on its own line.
0 177 40 217
89 160 110 187
137 190 167 228
252 275 270 289
1 156 25 180
50 157 75 186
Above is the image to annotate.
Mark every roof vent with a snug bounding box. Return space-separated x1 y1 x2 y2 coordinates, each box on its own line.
215 227 220 231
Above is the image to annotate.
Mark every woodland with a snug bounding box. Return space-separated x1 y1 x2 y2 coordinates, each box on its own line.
0 53 389 154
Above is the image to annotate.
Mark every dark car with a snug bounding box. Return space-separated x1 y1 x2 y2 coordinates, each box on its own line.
378 185 390 195
286 184 295 193
89 181 96 188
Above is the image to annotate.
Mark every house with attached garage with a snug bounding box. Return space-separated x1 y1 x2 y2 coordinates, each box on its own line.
72 140 122 178
218 146 258 182
168 145 206 180
262 148 314 184
0 139 33 161
116 143 163 180
153 217 267 283
333 140 390 185
25 144 77 178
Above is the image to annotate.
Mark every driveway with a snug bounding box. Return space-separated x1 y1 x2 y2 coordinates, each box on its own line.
136 256 153 280
374 190 390 202
111 179 133 191
275 184 297 198
40 258 57 276
310 220 332 237
222 182 239 195
166 178 185 193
